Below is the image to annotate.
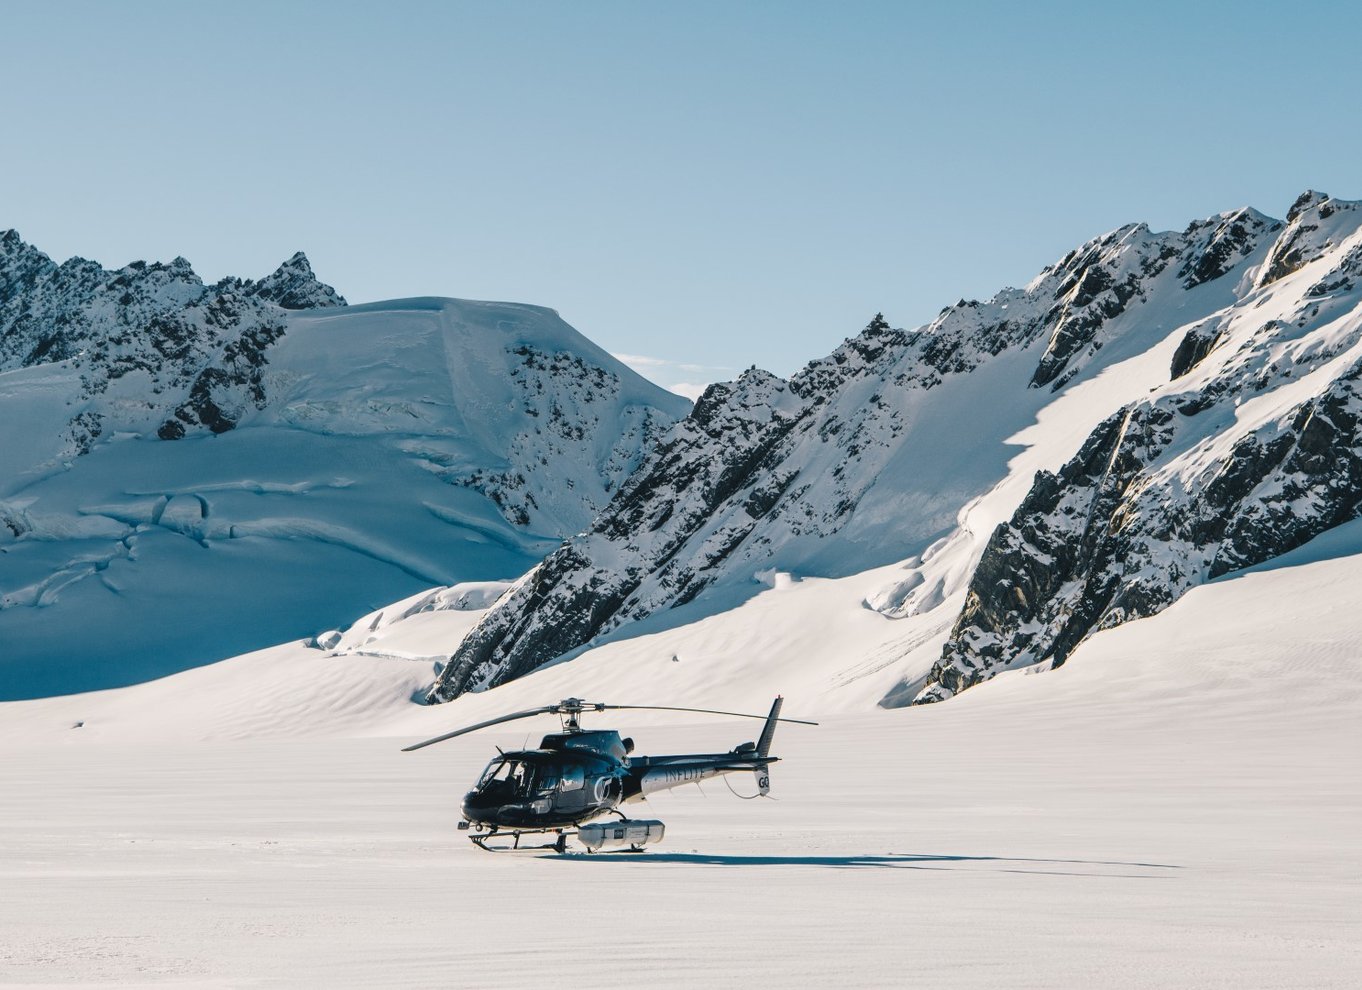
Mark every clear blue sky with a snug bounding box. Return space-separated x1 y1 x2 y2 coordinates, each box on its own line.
4 1 1361 393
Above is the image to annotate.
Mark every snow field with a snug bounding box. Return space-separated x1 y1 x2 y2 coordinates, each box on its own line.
0 296 685 700
1 533 1358 987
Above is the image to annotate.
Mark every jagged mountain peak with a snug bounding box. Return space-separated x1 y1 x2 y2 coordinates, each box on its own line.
0 230 57 283
0 231 354 459
1286 188 1331 222
1256 190 1362 289
277 249 312 270
0 244 688 697
908 191 1362 705
1 227 35 254
0 232 346 310
12 192 1362 713
790 204 1287 407
426 192 1362 707
251 250 346 309
691 366 790 421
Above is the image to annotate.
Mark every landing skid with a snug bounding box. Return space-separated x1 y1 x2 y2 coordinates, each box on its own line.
461 811 661 854
465 823 573 853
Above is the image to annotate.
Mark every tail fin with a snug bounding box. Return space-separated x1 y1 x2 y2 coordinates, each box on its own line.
756 696 783 758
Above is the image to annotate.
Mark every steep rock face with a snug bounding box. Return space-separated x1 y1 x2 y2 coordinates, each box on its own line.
249 251 347 310
0 239 689 698
428 205 1287 702
916 192 1362 702
431 369 803 698
1256 191 1360 288
450 340 684 530
0 231 346 461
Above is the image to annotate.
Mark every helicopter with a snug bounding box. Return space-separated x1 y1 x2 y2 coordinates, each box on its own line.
402 696 816 852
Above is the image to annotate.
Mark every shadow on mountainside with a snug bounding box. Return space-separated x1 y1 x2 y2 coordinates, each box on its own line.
1215 515 1362 583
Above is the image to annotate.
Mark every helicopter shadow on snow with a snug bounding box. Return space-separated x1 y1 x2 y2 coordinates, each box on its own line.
544 851 1182 877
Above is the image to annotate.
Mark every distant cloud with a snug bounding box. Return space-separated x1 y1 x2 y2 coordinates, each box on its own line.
614 352 731 402
666 382 710 402
614 353 670 369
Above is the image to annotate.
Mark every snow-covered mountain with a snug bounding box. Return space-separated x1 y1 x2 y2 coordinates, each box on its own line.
428 191 1362 707
11 191 1362 712
0 231 346 475
0 234 688 698
922 191 1362 701
3 200 1359 989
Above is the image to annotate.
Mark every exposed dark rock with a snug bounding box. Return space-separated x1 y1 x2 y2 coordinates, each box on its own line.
917 348 1362 704
1169 322 1224 379
0 230 346 457
248 252 347 309
1257 192 1359 288
1178 209 1280 289
427 202 1296 703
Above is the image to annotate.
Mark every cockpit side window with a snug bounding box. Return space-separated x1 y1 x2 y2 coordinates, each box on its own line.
560 765 585 791
509 762 534 794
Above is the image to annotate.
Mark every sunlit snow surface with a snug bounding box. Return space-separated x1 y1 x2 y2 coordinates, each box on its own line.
5 206 1362 985
0 297 686 698
1 526 1359 988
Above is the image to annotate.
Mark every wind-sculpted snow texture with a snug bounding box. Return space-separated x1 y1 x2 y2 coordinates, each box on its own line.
918 192 1362 702
429 202 1293 702
0 235 687 698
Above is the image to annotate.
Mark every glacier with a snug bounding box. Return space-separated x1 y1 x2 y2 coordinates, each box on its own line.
0 236 688 698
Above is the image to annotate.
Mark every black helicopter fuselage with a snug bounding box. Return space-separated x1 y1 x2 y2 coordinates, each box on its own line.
461 730 628 829
459 727 775 831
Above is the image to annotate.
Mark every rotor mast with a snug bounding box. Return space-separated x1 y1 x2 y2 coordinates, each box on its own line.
556 697 602 733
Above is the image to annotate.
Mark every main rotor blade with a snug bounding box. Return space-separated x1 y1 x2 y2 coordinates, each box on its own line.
598 704 818 726
401 706 557 752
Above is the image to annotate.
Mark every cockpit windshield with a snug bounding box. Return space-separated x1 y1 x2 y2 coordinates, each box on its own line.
475 758 573 799
475 758 545 798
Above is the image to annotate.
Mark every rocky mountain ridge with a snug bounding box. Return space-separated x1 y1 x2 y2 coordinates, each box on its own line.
918 191 1362 701
0 231 346 462
426 197 1315 702
0 238 688 698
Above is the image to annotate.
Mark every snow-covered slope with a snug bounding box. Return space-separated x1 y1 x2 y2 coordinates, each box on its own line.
921 191 1362 701
6 499 1361 740
256 297 688 533
0 490 1357 989
427 200 1316 702
12 191 1362 715
3 198 1359 989
0 235 688 699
